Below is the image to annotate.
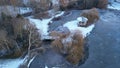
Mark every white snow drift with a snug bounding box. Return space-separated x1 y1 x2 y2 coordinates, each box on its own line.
29 13 94 38
0 57 26 68
64 18 95 38
108 2 120 10
28 11 65 36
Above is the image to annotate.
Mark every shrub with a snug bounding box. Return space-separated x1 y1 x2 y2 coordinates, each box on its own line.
80 8 99 27
51 38 63 53
59 0 108 10
59 0 77 10
59 0 69 9
66 30 84 65
0 17 42 58
0 29 22 58
1 12 12 21
50 31 67 39
34 11 51 19
28 0 51 13
51 30 85 65
97 0 108 9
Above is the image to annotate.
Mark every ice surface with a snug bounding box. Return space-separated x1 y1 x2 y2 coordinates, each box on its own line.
0 57 26 68
64 19 95 38
108 2 120 10
28 11 65 36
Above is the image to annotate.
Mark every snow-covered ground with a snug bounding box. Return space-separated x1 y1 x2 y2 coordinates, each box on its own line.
19 7 32 14
28 11 94 39
64 19 95 38
108 2 120 10
28 17 53 36
28 11 65 37
0 57 26 68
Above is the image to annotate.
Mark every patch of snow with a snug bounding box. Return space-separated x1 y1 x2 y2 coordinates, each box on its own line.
48 10 64 17
51 0 60 5
54 11 65 17
19 7 32 14
52 67 60 68
77 17 88 23
0 57 27 68
45 65 48 68
28 18 52 36
28 11 65 37
64 19 95 38
108 2 120 10
77 17 88 26
27 56 36 67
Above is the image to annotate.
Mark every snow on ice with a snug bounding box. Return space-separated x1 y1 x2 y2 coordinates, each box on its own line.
19 7 32 14
108 2 120 10
28 11 65 36
28 12 94 38
28 17 53 36
0 57 26 68
64 17 95 38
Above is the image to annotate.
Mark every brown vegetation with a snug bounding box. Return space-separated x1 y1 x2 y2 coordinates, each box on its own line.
28 0 51 13
51 30 84 65
0 15 42 58
59 0 77 10
80 8 99 27
59 0 69 9
97 0 108 9
59 0 108 10
0 0 22 6
34 11 51 19
50 31 69 53
66 30 84 64
50 31 68 39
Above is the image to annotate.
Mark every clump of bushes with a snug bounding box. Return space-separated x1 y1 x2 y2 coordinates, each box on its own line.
50 29 85 65
59 0 108 10
66 30 84 65
97 0 108 9
80 8 99 27
0 14 42 58
1 12 12 21
28 0 51 13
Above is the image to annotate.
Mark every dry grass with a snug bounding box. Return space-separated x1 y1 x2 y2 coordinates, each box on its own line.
51 30 84 65
29 0 51 13
34 11 51 19
11 18 27 38
80 8 99 27
77 0 108 9
97 0 108 9
60 0 69 8
51 38 63 53
59 0 108 10
66 30 84 64
0 29 22 58
50 31 69 39
0 16 42 58
50 31 67 53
